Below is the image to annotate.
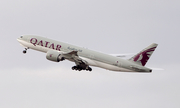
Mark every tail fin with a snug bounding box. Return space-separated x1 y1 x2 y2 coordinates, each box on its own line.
129 43 158 66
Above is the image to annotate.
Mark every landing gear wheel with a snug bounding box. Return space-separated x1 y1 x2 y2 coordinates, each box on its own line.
23 50 27 54
72 66 77 71
72 66 92 72
88 67 92 71
72 66 83 71
22 48 28 54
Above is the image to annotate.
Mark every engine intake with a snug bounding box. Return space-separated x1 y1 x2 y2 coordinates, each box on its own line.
46 50 64 62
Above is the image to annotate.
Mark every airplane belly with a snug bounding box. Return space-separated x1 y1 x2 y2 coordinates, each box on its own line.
94 61 133 72
79 57 97 66
80 57 133 72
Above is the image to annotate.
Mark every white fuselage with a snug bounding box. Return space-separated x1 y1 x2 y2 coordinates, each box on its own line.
17 35 152 72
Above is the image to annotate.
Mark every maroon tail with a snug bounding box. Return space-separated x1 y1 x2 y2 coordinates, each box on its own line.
129 43 158 66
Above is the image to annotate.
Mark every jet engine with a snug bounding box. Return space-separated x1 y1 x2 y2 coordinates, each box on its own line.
46 50 65 62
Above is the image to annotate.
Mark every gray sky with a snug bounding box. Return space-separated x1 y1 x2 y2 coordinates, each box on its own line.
0 0 180 108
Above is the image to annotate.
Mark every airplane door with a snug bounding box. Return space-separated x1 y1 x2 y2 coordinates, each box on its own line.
117 61 121 67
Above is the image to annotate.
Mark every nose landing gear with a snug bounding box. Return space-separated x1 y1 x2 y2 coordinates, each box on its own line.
23 48 28 54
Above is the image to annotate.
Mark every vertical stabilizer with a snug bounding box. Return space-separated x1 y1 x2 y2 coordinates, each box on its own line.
129 43 158 66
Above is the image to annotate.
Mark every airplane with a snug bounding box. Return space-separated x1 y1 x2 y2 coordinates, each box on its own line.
17 35 158 72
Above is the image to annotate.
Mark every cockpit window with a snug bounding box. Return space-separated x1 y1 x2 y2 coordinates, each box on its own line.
20 36 23 38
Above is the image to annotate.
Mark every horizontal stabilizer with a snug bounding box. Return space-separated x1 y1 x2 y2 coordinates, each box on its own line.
110 53 135 57
148 67 164 70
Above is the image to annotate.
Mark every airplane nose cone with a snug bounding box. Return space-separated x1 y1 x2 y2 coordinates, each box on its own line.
17 36 23 42
17 38 21 42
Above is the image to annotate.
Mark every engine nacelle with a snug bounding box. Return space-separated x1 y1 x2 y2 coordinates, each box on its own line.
46 50 64 62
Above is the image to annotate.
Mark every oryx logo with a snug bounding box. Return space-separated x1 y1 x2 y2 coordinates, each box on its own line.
133 47 156 66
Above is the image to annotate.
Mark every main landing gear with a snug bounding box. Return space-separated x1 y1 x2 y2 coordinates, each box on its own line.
72 66 92 71
23 48 28 54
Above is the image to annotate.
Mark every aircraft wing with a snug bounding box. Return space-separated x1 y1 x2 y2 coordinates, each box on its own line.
65 51 87 64
61 51 90 70
46 50 91 71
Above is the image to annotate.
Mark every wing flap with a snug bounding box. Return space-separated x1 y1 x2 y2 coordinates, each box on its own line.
63 51 88 65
